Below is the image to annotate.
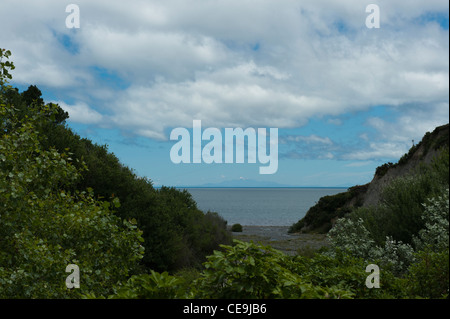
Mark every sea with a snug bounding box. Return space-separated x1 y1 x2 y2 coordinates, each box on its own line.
184 187 348 227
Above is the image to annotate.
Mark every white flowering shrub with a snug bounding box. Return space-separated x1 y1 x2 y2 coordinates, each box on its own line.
372 237 415 275
413 188 449 252
327 217 376 259
328 217 415 275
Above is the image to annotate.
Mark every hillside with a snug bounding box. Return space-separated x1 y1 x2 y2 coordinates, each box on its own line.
289 123 449 234
0 83 232 273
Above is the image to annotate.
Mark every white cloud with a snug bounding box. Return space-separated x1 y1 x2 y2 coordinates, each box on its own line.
367 103 449 143
321 152 334 160
328 118 342 126
284 135 333 145
344 142 409 161
0 0 448 152
57 101 103 124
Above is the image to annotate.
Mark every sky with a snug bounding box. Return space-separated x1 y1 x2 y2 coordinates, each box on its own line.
1 0 448 187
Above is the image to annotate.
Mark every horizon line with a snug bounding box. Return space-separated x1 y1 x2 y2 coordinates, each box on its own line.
153 185 351 189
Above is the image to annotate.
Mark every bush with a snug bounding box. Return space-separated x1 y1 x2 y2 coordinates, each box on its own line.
406 249 449 298
41 109 232 272
327 183 449 281
376 173 443 245
346 150 448 247
106 271 191 299
0 103 144 298
327 217 376 260
288 185 367 234
194 240 353 299
413 188 449 252
292 249 407 298
231 223 243 232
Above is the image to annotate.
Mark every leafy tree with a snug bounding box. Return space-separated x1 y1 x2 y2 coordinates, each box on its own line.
0 49 15 88
21 85 44 107
0 56 145 298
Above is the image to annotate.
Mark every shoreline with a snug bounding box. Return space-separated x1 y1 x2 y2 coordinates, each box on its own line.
229 225 329 256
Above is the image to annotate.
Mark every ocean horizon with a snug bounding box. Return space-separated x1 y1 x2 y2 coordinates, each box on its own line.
182 187 348 227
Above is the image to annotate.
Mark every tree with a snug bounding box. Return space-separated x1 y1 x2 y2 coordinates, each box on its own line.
0 51 144 298
0 49 15 88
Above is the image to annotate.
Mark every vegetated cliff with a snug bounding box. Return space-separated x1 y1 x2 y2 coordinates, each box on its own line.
289 123 449 234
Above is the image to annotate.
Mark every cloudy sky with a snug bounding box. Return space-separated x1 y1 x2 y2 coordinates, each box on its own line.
1 0 448 187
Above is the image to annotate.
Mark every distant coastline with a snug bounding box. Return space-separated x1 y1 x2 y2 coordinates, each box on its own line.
154 186 351 189
153 177 352 189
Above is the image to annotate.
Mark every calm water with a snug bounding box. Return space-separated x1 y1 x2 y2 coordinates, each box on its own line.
185 188 347 226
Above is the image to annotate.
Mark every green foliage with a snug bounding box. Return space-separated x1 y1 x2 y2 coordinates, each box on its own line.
413 188 449 252
406 249 449 298
194 240 353 299
349 151 449 247
0 103 144 298
327 217 377 260
326 147 449 283
327 216 416 276
120 186 231 272
404 188 449 298
231 223 243 232
377 176 441 244
375 162 395 177
104 239 421 299
288 186 366 233
33 103 232 272
327 181 449 295
292 249 407 298
0 49 15 87
108 271 189 299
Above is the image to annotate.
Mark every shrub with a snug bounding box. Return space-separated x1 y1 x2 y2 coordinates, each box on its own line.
289 191 353 233
231 223 243 232
346 150 448 248
327 215 415 276
376 173 440 244
413 188 449 252
327 217 376 260
106 271 190 299
406 249 449 298
194 240 353 299
292 249 407 298
0 104 144 298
